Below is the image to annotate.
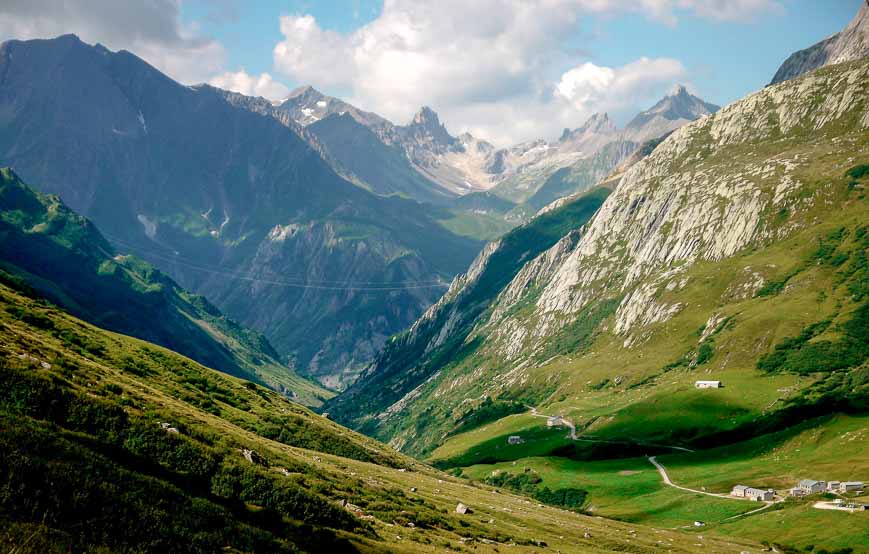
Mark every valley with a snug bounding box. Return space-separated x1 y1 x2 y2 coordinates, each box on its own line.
0 2 868 552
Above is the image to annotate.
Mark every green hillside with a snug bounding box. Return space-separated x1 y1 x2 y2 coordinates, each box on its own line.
326 56 869 552
0 280 760 553
0 168 331 406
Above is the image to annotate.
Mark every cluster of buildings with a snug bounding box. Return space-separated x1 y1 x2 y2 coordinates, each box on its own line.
731 485 775 501
730 478 865 502
789 479 864 496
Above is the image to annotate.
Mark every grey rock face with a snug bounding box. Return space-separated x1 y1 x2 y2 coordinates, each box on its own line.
622 86 719 143
770 2 869 84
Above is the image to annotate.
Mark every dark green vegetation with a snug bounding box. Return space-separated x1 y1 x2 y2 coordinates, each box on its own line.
451 397 527 437
756 304 868 375
0 168 330 405
480 469 588 511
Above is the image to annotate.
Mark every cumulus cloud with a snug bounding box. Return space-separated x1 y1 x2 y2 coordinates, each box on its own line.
0 0 225 84
270 0 774 144
209 69 290 100
556 58 687 112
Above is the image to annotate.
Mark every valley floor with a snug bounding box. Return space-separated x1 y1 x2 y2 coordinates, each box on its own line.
456 413 869 552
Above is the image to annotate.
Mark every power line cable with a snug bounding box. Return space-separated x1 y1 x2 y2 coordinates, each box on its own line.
101 231 452 292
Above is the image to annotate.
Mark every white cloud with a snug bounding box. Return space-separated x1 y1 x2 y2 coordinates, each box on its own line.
271 0 772 144
209 69 290 100
0 0 225 84
556 58 687 112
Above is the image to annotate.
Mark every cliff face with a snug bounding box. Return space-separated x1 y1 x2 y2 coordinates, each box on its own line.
330 57 869 455
770 2 869 85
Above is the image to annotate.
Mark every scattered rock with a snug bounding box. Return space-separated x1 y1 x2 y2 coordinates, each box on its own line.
409 487 417 492
241 448 269 467
455 502 471 515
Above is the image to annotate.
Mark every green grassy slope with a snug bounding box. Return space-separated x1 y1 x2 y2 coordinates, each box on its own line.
0 281 757 553
0 168 331 405
460 414 869 552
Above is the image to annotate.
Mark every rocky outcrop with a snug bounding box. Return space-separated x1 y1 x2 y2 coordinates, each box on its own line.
770 2 869 85
490 60 868 356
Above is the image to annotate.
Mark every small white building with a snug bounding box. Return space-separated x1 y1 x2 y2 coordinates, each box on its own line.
745 487 775 501
826 481 841 492
789 487 807 497
507 435 524 445
546 416 564 427
695 380 721 389
798 479 825 494
732 485 773 501
840 481 864 492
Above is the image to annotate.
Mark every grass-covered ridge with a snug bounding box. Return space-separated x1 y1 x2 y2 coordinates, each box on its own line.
0 167 331 405
0 281 758 553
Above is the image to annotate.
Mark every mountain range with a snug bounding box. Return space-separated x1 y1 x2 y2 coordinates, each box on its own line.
1 3 868 552
0 34 481 390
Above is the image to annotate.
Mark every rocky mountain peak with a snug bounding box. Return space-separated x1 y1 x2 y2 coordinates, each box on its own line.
559 112 615 142
412 105 441 127
623 86 719 143
770 2 869 84
401 105 456 149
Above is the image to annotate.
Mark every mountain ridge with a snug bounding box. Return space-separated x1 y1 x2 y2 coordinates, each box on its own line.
0 34 481 390
0 167 331 405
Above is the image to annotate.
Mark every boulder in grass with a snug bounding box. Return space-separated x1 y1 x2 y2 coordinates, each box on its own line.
455 503 471 515
242 448 269 467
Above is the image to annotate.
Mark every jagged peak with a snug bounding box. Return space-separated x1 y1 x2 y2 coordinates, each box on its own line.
411 105 441 127
560 112 615 142
286 85 325 101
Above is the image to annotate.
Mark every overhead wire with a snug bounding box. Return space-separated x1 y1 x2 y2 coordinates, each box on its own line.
100 231 452 292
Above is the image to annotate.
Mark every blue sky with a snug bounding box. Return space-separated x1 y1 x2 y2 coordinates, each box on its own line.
0 0 861 144
183 0 858 110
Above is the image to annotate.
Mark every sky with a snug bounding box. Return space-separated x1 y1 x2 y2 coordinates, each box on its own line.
0 0 861 146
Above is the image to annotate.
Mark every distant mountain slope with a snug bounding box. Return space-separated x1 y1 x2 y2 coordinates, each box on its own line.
328 187 611 433
306 112 455 203
488 89 718 207
0 34 481 390
0 168 330 405
330 56 869 457
770 1 869 84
